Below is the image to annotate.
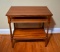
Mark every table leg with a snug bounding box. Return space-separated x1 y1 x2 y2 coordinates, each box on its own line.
45 23 49 47
9 23 14 48
45 17 51 47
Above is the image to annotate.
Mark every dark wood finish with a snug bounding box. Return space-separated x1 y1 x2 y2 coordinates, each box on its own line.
6 6 53 47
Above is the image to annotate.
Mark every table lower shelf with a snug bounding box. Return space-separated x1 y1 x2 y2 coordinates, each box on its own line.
13 29 46 40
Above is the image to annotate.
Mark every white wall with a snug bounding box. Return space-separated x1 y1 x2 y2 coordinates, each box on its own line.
0 0 12 29
0 0 60 29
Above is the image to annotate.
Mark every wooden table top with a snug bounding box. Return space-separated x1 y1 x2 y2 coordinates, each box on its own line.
6 6 53 17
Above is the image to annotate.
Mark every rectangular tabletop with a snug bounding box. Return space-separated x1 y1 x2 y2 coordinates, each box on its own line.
6 6 53 17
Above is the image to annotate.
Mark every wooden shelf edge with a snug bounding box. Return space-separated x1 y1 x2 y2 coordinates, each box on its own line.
13 29 46 40
11 19 48 23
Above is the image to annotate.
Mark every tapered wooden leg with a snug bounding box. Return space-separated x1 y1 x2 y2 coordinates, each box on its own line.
45 37 48 47
45 17 51 47
45 23 49 47
9 23 14 48
12 39 15 48
45 21 49 47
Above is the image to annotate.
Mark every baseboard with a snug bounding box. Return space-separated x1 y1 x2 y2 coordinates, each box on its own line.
0 29 13 34
0 28 60 34
45 28 60 33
